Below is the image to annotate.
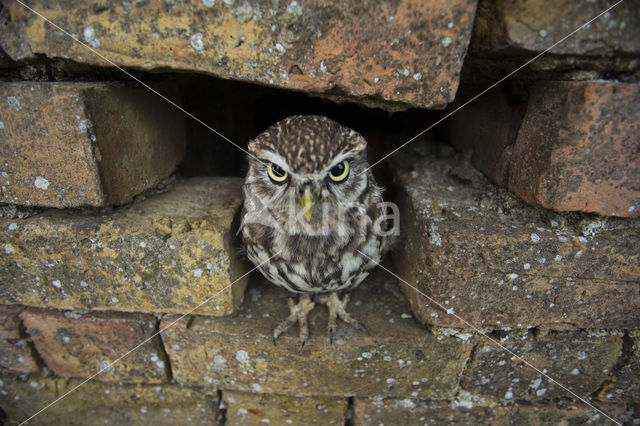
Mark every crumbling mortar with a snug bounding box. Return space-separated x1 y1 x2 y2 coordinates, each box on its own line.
344 396 354 426
153 314 174 383
588 330 635 402
456 339 481 392
216 389 228 425
14 307 47 372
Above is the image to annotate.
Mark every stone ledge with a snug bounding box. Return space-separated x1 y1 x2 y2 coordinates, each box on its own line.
161 269 473 400
0 0 478 110
0 82 185 208
0 177 249 316
393 154 640 329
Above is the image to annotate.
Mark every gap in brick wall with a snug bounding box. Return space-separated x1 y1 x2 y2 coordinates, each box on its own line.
175 73 449 180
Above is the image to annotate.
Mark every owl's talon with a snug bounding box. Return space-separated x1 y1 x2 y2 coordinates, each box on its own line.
358 322 370 336
273 293 315 345
317 292 367 342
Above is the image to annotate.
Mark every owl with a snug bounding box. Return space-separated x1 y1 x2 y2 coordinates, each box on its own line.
241 115 393 345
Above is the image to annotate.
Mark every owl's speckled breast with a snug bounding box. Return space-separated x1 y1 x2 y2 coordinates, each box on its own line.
242 222 384 294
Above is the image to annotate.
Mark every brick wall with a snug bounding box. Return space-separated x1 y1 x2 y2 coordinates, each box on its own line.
0 0 638 424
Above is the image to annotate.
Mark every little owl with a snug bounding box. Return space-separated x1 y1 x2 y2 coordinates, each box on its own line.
241 115 394 345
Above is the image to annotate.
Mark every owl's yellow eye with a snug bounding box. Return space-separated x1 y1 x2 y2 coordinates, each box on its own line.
328 160 349 182
267 162 288 183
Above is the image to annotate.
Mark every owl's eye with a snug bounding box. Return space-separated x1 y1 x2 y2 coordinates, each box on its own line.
328 160 350 182
267 162 288 183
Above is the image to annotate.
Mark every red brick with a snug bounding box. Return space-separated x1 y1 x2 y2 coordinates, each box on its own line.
393 155 640 329
510 80 640 218
0 305 40 373
472 0 640 57
449 80 640 217
0 0 477 110
466 0 640 82
20 308 167 383
0 82 185 207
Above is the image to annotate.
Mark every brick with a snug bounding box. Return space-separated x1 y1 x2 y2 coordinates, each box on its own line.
466 0 640 81
462 331 621 402
21 308 167 383
509 81 640 218
353 399 619 425
0 82 185 208
393 154 640 329
161 269 472 399
0 177 249 316
0 305 40 373
0 373 222 425
223 390 346 425
449 80 640 218
0 0 477 110
472 0 640 57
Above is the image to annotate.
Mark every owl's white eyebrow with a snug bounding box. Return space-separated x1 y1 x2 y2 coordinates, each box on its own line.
258 152 291 172
320 152 354 175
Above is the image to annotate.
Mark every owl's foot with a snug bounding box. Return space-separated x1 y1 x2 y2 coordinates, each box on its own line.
273 293 316 347
315 292 369 343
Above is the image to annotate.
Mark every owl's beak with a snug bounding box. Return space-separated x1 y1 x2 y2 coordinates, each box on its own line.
298 185 317 222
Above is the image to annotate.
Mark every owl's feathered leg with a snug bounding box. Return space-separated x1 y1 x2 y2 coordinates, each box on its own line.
315 292 369 343
273 293 315 347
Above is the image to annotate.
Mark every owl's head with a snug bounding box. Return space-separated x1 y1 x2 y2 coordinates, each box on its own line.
244 115 373 232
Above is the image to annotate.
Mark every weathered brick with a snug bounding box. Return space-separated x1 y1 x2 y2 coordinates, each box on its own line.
0 177 249 316
472 0 639 57
0 305 40 373
0 373 221 425
509 81 640 218
21 308 167 383
462 331 621 402
449 80 640 218
223 390 346 425
0 82 185 208
0 0 477 110
353 398 620 425
393 154 640 329
466 0 640 81
161 270 472 400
